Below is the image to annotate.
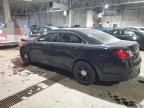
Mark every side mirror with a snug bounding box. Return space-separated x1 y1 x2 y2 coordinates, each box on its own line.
21 38 27 41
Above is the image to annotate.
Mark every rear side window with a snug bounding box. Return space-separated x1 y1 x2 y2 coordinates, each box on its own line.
38 33 59 42
60 33 83 43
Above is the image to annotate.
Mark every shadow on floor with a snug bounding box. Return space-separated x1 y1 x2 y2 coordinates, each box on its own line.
0 46 18 50
11 57 144 107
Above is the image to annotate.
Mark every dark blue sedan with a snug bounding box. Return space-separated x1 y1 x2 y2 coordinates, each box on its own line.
20 28 141 85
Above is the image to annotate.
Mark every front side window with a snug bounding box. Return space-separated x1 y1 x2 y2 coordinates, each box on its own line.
111 30 119 35
60 33 83 43
38 33 59 42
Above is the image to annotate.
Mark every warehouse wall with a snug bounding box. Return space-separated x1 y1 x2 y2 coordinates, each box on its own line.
0 8 4 24
103 5 144 27
28 9 87 28
30 11 67 27
72 9 87 27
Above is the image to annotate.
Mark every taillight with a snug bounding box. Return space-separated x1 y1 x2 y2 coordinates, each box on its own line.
19 42 24 49
116 49 133 60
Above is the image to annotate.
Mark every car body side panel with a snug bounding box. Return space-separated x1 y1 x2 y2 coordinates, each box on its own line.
21 29 141 82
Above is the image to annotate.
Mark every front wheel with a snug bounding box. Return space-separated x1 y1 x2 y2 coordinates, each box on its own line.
73 61 96 85
20 48 31 65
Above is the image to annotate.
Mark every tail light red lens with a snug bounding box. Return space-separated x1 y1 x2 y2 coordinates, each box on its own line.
19 42 24 49
116 49 133 60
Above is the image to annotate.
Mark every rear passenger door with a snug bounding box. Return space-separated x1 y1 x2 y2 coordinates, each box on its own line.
55 32 84 69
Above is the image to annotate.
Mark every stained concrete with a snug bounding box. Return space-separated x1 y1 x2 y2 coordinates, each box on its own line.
0 48 143 108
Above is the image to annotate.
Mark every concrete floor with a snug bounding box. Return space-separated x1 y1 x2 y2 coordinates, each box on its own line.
0 48 144 108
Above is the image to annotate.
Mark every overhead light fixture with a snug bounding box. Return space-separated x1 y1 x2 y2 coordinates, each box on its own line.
98 13 103 18
104 4 109 9
23 0 32 1
63 10 67 16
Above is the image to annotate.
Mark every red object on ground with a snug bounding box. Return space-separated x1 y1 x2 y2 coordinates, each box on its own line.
0 33 6 41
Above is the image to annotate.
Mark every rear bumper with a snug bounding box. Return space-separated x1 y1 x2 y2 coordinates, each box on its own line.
96 59 141 82
99 66 140 82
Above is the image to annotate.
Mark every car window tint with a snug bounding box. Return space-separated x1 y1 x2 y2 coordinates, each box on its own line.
38 33 58 42
127 28 137 31
111 30 119 35
123 30 136 36
70 34 82 43
140 28 144 31
78 29 120 44
53 34 60 42
60 33 71 42
133 31 144 36
60 33 82 43
46 27 51 30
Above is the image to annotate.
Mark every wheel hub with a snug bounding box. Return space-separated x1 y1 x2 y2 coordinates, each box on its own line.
24 53 28 59
80 70 87 76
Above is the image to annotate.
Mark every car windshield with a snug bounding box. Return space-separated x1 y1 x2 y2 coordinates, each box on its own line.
78 29 120 44
139 28 144 31
135 31 144 36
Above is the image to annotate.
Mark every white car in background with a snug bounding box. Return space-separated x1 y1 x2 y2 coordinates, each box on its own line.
21 26 59 41
0 29 6 41
0 24 5 41
39 26 59 35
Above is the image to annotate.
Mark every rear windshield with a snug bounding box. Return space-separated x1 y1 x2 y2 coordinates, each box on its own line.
134 31 144 36
79 29 120 44
140 28 144 31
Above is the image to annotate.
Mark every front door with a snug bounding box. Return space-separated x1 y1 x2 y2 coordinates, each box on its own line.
30 33 60 65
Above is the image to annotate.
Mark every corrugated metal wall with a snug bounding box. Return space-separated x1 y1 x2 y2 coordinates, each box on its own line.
30 11 67 27
72 9 87 27
28 9 87 27
103 5 144 27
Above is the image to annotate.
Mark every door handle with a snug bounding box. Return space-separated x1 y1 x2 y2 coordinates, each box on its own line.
70 47 79 50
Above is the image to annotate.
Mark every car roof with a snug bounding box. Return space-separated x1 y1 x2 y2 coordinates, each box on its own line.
127 26 144 28
110 28 124 31
43 26 59 29
51 28 100 32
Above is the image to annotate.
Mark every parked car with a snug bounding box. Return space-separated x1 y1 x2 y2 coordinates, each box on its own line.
39 26 59 35
95 27 112 33
30 28 41 38
109 28 144 49
125 27 144 33
20 28 141 85
22 26 59 41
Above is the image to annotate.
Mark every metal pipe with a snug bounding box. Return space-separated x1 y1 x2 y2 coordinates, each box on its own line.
112 1 144 6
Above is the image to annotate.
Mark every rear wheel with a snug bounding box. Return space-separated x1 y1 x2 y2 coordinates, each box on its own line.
20 48 31 65
73 61 96 85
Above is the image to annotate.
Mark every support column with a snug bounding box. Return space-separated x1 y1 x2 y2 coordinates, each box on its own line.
3 0 16 41
68 10 73 27
3 0 11 23
86 9 94 28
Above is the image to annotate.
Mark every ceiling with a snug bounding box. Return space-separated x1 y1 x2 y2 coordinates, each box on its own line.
5 0 144 15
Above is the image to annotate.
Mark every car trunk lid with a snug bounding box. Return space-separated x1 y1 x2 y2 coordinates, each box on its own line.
105 40 141 65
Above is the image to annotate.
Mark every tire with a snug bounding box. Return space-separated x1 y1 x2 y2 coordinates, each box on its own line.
20 48 31 65
73 61 96 85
